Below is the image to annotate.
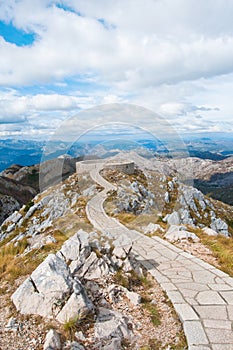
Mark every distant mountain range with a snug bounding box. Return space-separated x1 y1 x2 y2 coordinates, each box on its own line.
0 133 232 172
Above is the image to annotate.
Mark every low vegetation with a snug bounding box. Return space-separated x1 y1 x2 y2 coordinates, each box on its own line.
197 232 233 276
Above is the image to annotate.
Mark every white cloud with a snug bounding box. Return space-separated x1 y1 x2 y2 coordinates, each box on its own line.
0 1 233 137
1 0 233 88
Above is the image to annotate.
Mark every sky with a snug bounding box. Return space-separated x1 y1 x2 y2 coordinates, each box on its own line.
0 0 233 140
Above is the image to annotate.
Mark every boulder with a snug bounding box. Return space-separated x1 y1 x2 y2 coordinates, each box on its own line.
75 252 110 280
202 227 218 236
144 223 163 234
210 218 229 236
12 254 73 317
165 225 199 243
43 329 61 350
95 307 132 340
56 281 93 323
103 338 121 350
164 211 181 225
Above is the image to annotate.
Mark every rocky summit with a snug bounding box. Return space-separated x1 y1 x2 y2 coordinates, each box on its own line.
0 153 233 349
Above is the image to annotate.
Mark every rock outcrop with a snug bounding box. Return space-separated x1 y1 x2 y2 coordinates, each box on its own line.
163 182 230 237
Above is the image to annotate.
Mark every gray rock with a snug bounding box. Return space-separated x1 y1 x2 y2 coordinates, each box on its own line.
179 208 194 226
56 281 93 323
103 338 121 350
12 254 73 317
75 252 110 280
144 223 163 234
202 227 218 236
95 307 132 340
66 342 85 350
164 211 181 225
43 329 61 350
210 218 229 236
5 317 20 332
165 225 199 243
75 331 86 341
0 195 20 226
124 289 141 306
164 191 170 203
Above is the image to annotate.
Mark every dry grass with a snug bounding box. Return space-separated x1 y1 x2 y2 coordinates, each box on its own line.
0 230 68 282
197 232 233 276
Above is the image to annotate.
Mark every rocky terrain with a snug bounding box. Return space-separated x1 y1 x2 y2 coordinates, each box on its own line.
0 153 233 349
167 156 233 206
0 157 78 225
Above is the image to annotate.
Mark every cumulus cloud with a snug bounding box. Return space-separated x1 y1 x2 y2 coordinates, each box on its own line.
0 1 233 137
1 0 233 88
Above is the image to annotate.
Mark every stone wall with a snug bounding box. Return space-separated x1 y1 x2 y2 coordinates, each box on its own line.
105 161 135 175
76 160 134 175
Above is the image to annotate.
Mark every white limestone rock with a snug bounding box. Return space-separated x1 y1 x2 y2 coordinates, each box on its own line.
43 329 61 350
164 211 181 225
165 225 199 243
75 252 111 280
12 254 73 317
95 307 132 340
202 227 218 236
210 217 229 236
56 283 93 323
144 223 163 234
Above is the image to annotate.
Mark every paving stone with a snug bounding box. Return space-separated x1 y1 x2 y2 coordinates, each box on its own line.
196 291 226 305
208 283 233 291
166 290 185 304
194 259 216 270
212 345 233 350
157 248 178 260
175 282 210 292
205 328 233 344
136 259 155 270
174 303 199 321
227 305 233 320
179 251 196 259
212 269 228 278
192 271 216 284
188 346 211 350
157 263 173 271
183 321 209 345
223 277 233 287
160 282 177 291
186 297 199 306
194 305 228 320
149 269 170 283
172 278 195 285
203 319 232 330
219 291 233 305
179 288 198 298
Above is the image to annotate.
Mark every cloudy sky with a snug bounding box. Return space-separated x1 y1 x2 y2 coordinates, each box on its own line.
0 0 233 139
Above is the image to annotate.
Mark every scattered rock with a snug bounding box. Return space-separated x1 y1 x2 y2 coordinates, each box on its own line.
210 217 229 236
202 227 218 236
43 329 61 350
4 317 20 332
164 211 181 225
165 225 200 243
103 338 121 350
56 282 93 323
95 307 132 341
144 223 163 234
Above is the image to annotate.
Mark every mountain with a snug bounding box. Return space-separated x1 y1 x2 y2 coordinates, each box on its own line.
0 156 79 225
0 153 233 349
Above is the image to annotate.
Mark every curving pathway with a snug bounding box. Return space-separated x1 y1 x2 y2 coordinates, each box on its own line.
86 166 233 350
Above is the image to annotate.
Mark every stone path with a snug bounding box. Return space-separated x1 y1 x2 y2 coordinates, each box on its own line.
86 167 233 350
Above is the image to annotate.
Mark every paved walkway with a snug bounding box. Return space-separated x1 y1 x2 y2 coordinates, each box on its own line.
86 167 233 350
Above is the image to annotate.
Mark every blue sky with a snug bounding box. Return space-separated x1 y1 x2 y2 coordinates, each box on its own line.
0 0 233 140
